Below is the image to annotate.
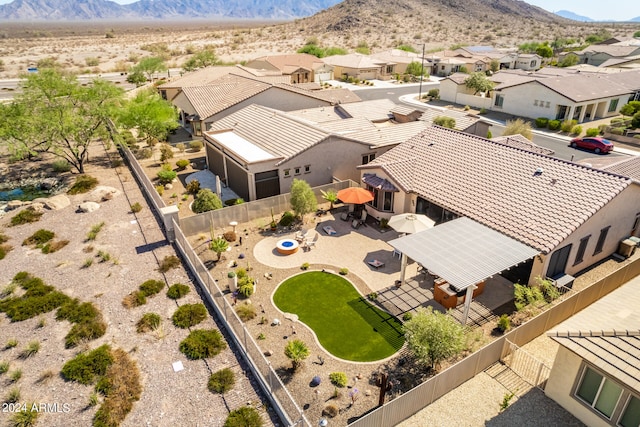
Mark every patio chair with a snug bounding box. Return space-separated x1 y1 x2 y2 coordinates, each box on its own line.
294 229 308 242
351 210 367 229
304 231 319 250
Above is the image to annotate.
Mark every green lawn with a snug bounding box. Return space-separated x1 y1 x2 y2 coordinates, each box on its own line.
273 271 404 362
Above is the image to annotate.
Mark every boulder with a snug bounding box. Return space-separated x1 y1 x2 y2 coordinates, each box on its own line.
164 183 173 190
78 201 101 213
6 200 23 211
41 194 70 210
86 186 121 203
28 202 45 213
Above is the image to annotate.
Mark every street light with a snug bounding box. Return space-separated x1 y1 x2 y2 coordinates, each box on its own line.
418 44 426 101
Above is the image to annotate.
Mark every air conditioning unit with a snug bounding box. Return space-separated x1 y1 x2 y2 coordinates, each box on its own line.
618 239 636 258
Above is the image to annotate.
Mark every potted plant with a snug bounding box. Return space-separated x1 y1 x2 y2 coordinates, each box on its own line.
228 271 237 293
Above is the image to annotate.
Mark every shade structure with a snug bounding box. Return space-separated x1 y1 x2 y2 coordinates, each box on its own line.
388 213 435 234
337 187 374 205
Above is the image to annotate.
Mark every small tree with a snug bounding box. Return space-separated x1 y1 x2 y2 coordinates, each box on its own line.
209 238 229 261
320 189 338 210
503 118 533 141
192 189 223 214
559 54 579 67
464 72 495 95
132 56 167 81
489 59 500 73
433 116 456 129
284 339 310 370
405 61 427 77
403 307 466 371
290 179 317 221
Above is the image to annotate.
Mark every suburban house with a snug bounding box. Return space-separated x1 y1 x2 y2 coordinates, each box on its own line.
201 99 491 201
545 277 640 427
323 53 394 80
162 72 360 137
358 126 640 286
560 43 640 67
243 53 334 84
429 46 542 74
439 68 640 123
370 49 421 75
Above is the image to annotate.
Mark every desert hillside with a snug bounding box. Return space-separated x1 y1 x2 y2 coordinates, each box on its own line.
0 0 638 79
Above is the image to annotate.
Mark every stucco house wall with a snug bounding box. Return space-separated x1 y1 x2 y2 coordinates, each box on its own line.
545 347 612 427
439 79 492 109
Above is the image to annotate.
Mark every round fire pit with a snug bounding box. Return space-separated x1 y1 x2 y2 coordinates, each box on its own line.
276 238 299 255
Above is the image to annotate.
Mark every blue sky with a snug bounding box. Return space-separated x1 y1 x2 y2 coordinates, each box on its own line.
0 0 638 21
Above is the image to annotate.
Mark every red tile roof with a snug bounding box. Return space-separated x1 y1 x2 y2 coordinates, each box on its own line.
360 126 631 253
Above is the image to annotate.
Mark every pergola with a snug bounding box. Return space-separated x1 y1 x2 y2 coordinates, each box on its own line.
388 217 539 324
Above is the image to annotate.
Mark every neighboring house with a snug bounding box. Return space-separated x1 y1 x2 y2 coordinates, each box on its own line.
559 44 640 66
439 69 640 123
358 126 640 286
202 99 485 201
545 277 640 427
167 73 360 137
244 53 333 84
371 49 422 75
515 53 542 71
323 53 393 80
600 54 640 71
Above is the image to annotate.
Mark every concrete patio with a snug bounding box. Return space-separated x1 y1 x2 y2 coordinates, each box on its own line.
253 209 516 327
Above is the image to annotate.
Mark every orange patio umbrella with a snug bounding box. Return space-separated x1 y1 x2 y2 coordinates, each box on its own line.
337 187 374 205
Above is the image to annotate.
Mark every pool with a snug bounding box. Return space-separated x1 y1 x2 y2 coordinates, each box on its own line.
276 239 299 255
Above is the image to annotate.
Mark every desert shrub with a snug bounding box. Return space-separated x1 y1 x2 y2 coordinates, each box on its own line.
0 361 9 374
329 372 348 387
157 168 177 184
130 202 143 213
176 159 189 170
208 368 235 393
136 313 162 333
279 211 296 227
323 404 339 418
166 283 190 299
224 407 263 427
175 142 186 153
10 209 43 226
427 88 439 98
179 329 227 360
86 222 105 241
535 117 549 128
610 127 625 135
186 179 200 194
189 140 203 151
235 303 257 321
10 405 39 426
339 268 349 275
497 314 511 332
52 160 72 173
122 290 147 308
136 147 153 159
0 273 70 321
0 244 12 260
155 185 164 196
403 312 413 321
514 283 545 310
68 175 98 195
41 239 69 254
22 229 55 247
236 268 247 279
560 119 577 133
238 281 254 298
586 128 599 137
571 125 582 136
158 255 180 272
301 262 310 270
547 120 561 130
224 198 244 206
61 344 113 385
65 320 107 348
172 303 208 328
20 340 40 358
223 231 237 242
433 116 456 129
610 117 625 124
159 144 174 162
192 189 223 213
56 299 100 324
139 279 165 297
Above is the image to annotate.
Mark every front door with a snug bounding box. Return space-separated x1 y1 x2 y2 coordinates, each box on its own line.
546 244 572 278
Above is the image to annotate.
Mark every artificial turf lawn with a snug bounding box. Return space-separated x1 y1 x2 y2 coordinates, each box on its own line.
272 271 404 362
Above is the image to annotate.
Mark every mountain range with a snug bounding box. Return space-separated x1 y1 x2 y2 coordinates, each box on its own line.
0 0 343 20
555 9 640 22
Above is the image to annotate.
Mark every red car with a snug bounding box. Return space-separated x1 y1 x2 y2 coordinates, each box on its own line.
569 137 614 154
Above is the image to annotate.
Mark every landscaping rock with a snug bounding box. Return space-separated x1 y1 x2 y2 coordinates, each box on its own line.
86 186 121 203
6 200 23 211
40 194 71 210
165 183 173 190
28 202 45 213
79 201 101 213
264 349 273 357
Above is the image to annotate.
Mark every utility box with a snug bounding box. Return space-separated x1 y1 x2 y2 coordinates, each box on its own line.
618 239 636 258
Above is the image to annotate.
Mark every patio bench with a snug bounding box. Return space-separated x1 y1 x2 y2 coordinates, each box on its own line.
367 259 385 270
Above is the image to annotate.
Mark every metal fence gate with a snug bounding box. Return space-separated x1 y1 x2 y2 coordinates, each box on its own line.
501 339 551 390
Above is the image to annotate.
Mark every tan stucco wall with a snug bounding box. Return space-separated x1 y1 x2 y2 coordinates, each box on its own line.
545 347 611 427
541 183 640 279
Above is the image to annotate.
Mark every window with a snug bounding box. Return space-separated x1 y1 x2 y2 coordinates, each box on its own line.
620 395 640 427
608 99 619 112
366 185 394 212
160 90 167 100
304 165 310 174
593 226 610 255
530 60 536 67
386 65 394 73
294 167 301 176
632 213 640 234
494 94 504 108
576 366 622 419
362 153 375 165
574 235 590 265
534 100 539 106
546 101 550 108
283 169 291 178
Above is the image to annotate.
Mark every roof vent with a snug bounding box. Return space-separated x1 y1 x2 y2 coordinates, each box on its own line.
535 167 544 175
